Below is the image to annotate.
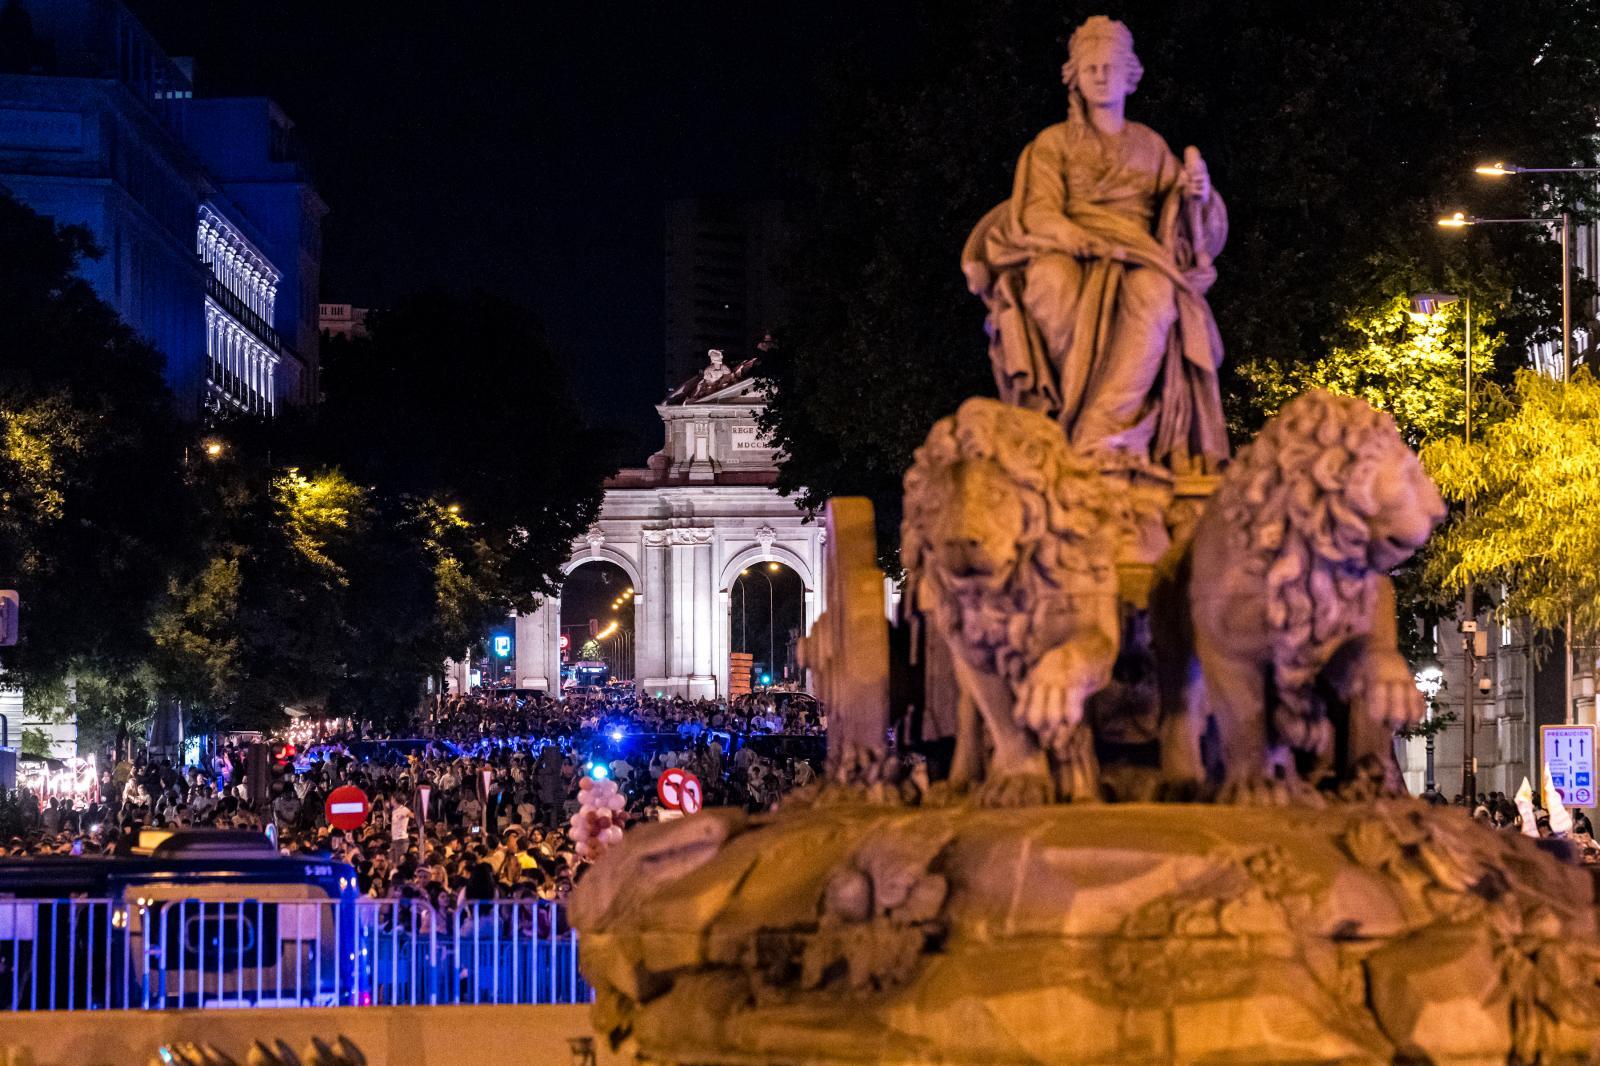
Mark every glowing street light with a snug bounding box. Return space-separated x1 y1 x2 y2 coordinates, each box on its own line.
203 439 224 458
1466 161 1600 724
447 503 461 514
1475 161 1600 177
1436 210 1570 381
1413 663 1445 794
735 565 778 681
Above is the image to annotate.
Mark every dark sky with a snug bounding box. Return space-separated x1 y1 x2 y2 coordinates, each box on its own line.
125 1 899 457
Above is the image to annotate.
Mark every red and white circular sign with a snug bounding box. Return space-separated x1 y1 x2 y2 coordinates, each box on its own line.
324 784 371 831
656 769 702 814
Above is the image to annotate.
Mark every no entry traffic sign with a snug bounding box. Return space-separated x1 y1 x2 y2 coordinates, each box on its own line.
657 768 702 815
325 784 371 831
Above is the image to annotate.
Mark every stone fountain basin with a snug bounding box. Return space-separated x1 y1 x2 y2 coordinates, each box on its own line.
573 802 1600 1065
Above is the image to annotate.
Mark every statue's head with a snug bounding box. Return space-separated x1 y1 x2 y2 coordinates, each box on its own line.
1063 16 1142 109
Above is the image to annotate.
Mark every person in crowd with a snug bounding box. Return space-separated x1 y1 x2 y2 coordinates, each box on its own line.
388 795 415 864
0 687 834 906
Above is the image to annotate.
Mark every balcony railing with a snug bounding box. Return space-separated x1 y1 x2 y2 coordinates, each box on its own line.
205 274 280 352
207 357 256 412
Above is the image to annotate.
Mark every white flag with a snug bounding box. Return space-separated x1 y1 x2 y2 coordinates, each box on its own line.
1516 776 1540 838
1544 764 1574 837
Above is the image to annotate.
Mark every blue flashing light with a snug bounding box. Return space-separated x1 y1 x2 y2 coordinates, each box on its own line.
760 674 772 685
610 728 625 741
589 763 610 780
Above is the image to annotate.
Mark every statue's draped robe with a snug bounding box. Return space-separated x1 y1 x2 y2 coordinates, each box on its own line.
962 120 1230 470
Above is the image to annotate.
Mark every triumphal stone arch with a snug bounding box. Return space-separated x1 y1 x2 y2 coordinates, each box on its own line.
513 351 825 698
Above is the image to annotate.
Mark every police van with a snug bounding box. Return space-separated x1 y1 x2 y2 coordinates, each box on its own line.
0 830 357 1010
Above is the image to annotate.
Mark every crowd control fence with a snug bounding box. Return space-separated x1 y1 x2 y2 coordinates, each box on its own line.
0 897 589 1011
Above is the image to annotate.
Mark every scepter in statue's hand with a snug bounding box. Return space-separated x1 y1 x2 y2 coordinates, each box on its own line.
1183 146 1213 269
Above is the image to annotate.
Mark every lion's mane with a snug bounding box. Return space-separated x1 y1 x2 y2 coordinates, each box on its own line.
1212 389 1410 734
902 398 1117 682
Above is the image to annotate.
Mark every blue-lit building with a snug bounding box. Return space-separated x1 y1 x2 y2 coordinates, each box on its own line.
0 0 326 417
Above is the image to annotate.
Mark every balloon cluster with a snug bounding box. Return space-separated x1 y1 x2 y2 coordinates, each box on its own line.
571 776 628 862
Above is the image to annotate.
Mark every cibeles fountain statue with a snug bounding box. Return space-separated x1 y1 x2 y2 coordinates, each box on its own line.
962 15 1228 477
572 17 1600 1064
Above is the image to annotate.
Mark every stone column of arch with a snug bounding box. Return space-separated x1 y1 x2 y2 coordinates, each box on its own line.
513 603 561 692
637 532 670 691
692 532 717 695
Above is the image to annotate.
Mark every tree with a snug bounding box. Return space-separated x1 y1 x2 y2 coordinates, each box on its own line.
305 292 615 721
312 292 614 607
19 726 50 759
1423 369 1600 641
150 454 372 732
19 666 155 756
761 0 1600 559
1240 295 1498 450
0 192 195 688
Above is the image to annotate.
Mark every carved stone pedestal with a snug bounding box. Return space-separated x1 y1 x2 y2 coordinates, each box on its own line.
574 801 1600 1065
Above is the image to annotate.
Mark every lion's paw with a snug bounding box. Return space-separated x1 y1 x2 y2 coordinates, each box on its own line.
1217 774 1326 808
1155 775 1208 803
921 780 971 808
977 773 1053 808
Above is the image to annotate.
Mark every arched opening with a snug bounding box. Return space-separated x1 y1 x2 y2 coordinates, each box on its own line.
480 622 516 692
728 560 805 691
560 560 635 688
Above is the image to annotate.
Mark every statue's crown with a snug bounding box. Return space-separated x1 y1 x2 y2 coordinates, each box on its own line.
1068 15 1134 58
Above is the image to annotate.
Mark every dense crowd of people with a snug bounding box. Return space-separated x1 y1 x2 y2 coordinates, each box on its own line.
12 688 1600 891
1417 786 1600 862
0 687 828 906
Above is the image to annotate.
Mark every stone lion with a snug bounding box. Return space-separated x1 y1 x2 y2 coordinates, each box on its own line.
1184 390 1445 802
903 397 1122 803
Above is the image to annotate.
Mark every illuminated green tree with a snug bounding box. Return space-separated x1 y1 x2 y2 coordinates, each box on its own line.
151 462 371 731
1239 294 1498 448
1422 369 1600 639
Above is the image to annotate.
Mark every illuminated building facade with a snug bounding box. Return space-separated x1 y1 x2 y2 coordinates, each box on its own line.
0 0 324 417
511 352 826 699
198 203 280 414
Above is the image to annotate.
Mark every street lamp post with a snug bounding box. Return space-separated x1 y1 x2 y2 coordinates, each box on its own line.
1439 195 1582 724
738 565 778 683
1436 211 1570 379
1473 159 1600 381
734 581 747 657
1410 290 1477 799
1414 664 1445 793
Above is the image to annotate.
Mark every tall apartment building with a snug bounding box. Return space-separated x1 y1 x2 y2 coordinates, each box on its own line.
0 0 326 417
663 198 787 392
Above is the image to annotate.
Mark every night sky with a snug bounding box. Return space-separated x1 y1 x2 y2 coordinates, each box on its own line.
125 1 907 458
